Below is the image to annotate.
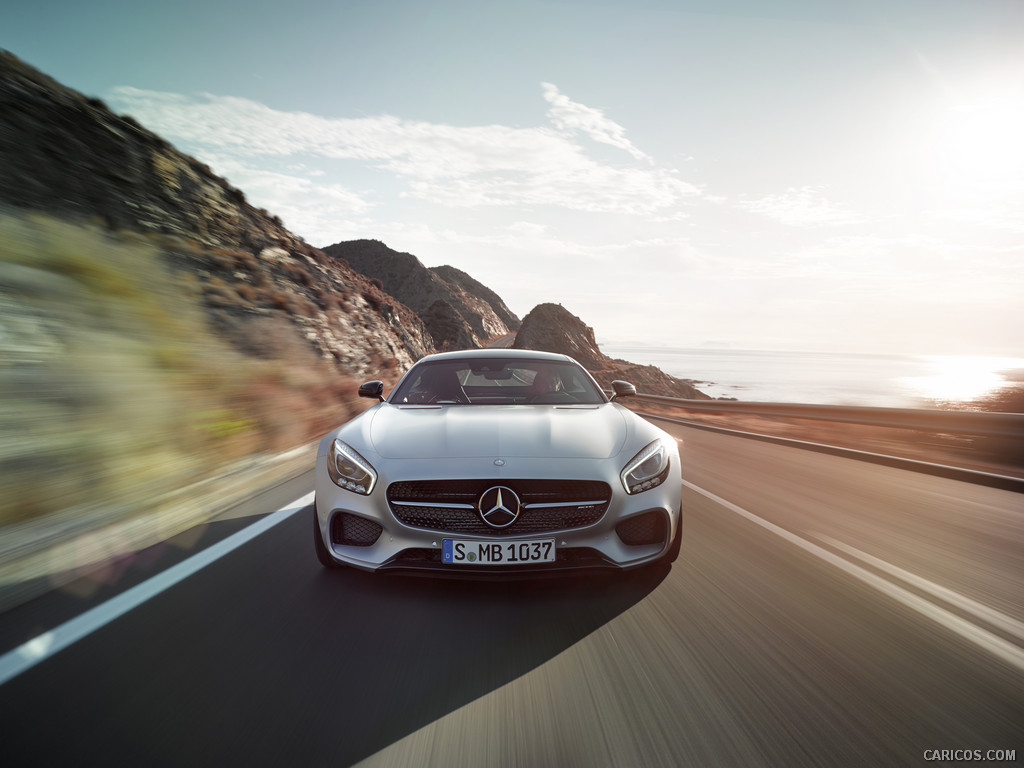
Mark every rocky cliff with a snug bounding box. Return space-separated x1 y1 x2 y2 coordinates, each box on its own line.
321 239 519 350
430 264 521 334
0 50 433 378
0 50 449 529
1 48 710 404
513 303 710 399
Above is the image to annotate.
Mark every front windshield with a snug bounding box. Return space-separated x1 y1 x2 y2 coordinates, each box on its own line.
390 358 607 405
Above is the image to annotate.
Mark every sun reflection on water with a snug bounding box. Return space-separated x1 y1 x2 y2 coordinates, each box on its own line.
902 356 1024 405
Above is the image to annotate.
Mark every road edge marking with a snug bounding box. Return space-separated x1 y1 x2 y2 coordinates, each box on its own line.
0 492 314 687
813 533 1024 643
651 414 1024 493
681 479 1024 673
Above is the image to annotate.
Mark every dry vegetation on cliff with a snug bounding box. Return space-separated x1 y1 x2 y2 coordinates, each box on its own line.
0 212 375 527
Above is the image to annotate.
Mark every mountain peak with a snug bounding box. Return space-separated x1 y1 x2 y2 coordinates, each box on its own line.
322 239 520 350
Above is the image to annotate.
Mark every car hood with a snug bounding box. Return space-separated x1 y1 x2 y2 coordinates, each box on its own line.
366 404 628 460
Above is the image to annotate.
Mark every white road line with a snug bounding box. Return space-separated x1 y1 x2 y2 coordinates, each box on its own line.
681 479 1024 673
0 492 314 687
813 533 1024 643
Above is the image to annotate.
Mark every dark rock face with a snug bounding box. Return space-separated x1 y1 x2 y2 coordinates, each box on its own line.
513 303 710 400
419 299 475 351
321 239 519 350
430 265 521 334
2 51 278 251
512 303 604 368
0 50 433 378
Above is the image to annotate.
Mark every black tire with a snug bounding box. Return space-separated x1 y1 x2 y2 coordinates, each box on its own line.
313 503 344 569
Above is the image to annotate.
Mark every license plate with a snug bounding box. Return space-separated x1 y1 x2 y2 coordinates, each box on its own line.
442 539 555 565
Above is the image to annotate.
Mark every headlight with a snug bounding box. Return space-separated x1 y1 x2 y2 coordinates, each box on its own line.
327 439 377 495
620 438 671 494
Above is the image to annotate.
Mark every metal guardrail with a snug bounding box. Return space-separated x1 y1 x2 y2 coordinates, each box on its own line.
620 393 1024 439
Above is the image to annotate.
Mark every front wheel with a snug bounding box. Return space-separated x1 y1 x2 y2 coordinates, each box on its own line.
313 504 344 569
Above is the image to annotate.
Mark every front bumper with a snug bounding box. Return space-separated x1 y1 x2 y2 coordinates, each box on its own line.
314 452 682 574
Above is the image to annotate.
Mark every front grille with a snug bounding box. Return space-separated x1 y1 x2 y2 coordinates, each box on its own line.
388 479 608 505
615 510 667 546
331 513 383 547
387 479 610 536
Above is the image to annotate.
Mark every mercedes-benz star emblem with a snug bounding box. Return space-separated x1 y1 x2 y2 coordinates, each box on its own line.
478 485 520 529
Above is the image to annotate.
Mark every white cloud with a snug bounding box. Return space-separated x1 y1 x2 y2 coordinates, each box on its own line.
109 84 698 217
429 221 692 258
216 163 371 213
411 223 707 296
406 164 698 214
111 87 577 177
541 82 652 162
739 186 860 227
768 232 1024 308
181 153 373 245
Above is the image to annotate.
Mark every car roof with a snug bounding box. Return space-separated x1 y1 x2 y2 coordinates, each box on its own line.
414 348 576 364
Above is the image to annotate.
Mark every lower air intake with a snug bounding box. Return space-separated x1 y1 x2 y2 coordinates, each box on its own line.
615 511 667 546
331 513 383 547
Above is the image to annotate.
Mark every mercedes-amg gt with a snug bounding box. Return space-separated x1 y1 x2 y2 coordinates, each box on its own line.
313 349 682 574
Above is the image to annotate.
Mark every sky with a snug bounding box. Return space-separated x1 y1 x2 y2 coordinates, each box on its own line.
4 0 1024 357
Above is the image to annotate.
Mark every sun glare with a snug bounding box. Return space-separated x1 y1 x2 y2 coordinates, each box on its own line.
926 77 1024 188
903 356 1021 404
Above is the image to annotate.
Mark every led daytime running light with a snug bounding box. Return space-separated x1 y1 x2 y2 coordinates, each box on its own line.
620 439 670 495
328 439 377 495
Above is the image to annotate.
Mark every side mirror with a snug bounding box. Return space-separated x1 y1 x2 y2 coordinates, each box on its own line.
610 380 637 401
358 380 385 402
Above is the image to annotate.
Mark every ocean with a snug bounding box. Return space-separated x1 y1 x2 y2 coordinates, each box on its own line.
600 345 1024 409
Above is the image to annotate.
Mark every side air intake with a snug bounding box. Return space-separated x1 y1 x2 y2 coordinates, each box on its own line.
615 511 667 546
331 513 383 547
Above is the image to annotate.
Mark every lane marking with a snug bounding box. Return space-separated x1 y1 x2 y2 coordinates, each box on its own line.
681 479 1024 673
813 533 1024 643
0 492 313 686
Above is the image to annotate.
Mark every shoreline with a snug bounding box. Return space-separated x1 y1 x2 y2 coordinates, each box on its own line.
602 345 1024 410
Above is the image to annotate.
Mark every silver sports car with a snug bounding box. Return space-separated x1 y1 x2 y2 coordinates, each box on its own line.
313 349 682 574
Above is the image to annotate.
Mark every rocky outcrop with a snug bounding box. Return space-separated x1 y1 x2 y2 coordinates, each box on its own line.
513 303 710 399
430 265 521 334
512 303 604 368
599 359 712 400
321 239 519 350
0 50 433 378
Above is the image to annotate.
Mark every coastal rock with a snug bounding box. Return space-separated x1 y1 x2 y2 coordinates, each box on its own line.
513 303 710 399
513 303 604 368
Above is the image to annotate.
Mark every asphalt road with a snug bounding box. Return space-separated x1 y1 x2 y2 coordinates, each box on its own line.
0 426 1021 767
